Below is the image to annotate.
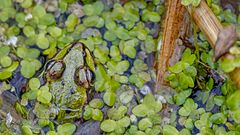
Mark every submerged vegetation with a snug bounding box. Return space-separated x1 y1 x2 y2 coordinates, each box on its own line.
0 0 239 135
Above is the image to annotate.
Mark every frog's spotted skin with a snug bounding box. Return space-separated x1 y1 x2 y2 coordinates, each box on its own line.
46 43 94 121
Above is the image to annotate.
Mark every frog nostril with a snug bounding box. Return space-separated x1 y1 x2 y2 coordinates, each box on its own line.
82 51 86 57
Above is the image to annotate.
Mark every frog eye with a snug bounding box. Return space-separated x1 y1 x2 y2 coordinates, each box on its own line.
46 60 65 80
74 67 93 89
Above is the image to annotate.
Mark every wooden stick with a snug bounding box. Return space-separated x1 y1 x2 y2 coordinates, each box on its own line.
156 0 185 88
156 0 240 89
187 0 238 61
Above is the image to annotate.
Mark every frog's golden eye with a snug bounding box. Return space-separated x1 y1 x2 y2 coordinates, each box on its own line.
46 60 65 80
74 67 93 89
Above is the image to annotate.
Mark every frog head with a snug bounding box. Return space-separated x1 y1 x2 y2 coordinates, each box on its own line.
44 42 95 122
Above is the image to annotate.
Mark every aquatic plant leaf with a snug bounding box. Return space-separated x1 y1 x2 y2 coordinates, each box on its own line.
83 106 93 120
0 46 10 57
29 78 40 90
119 90 134 104
206 94 215 111
182 48 196 65
123 45 136 58
21 125 33 135
169 61 189 73
37 86 52 104
132 104 149 117
82 4 94 16
57 123 76 135
209 113 226 124
103 91 116 106
0 56 12 68
214 96 225 106
17 47 40 60
32 5 46 18
65 14 78 32
192 0 201 7
174 89 192 105
39 13 55 26
92 109 103 121
232 109 240 124
36 34 49 49
179 129 191 135
48 26 62 38
20 60 36 78
226 90 240 111
46 131 57 135
89 99 103 109
100 120 116 132
143 94 162 113
138 118 153 131
116 60 130 74
117 116 130 128
162 125 179 135
219 58 235 73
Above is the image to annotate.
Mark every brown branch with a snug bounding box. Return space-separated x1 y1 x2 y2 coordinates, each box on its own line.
156 0 185 89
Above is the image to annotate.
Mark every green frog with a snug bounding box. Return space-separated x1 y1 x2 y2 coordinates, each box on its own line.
44 42 95 122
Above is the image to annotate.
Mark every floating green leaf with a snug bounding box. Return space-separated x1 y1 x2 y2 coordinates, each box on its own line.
103 91 116 106
37 86 52 104
100 120 116 132
57 123 76 135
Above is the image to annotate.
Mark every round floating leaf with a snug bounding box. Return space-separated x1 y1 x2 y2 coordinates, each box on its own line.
48 26 62 38
138 118 153 131
120 90 134 104
117 116 130 128
116 60 130 74
103 91 116 106
89 99 104 109
82 4 94 16
37 86 52 104
17 47 40 59
83 106 93 120
29 78 40 90
39 13 55 26
32 5 46 18
0 46 10 57
21 125 33 135
132 104 149 117
21 0 32 8
123 45 136 58
23 25 35 37
65 14 78 32
0 56 12 67
148 12 160 22
232 109 240 123
100 120 116 132
162 125 179 135
209 113 226 124
36 34 49 49
20 60 36 78
57 123 76 135
92 109 103 121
